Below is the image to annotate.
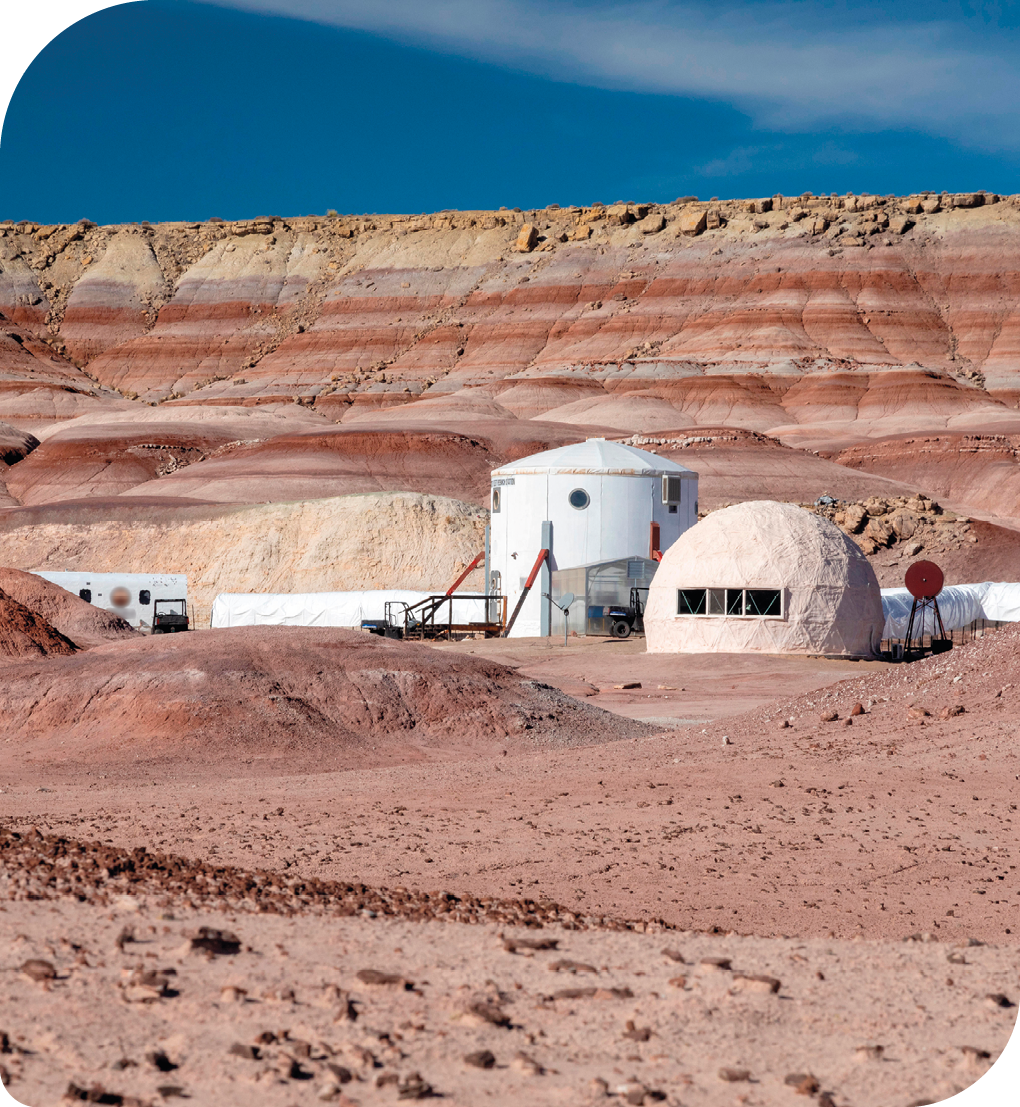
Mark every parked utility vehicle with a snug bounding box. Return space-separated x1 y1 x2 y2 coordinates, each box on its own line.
152 598 190 633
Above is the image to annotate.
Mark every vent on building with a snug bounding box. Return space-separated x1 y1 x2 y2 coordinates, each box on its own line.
662 475 683 503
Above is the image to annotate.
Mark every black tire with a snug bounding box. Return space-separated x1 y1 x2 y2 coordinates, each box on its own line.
611 620 632 639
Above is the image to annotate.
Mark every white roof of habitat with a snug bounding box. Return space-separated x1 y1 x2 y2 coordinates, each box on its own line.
492 438 696 478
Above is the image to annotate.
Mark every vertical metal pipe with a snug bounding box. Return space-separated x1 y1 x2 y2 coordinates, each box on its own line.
540 520 552 637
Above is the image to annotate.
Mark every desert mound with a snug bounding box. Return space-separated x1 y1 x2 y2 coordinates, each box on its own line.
0 626 652 777
0 419 38 464
0 491 488 627
0 588 78 658
836 432 1020 528
631 428 920 510
0 568 139 648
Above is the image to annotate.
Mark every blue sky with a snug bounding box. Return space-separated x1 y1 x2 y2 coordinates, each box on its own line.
1 0 1018 224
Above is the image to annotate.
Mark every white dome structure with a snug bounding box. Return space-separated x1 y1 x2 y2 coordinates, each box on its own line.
644 501 884 657
490 438 697 637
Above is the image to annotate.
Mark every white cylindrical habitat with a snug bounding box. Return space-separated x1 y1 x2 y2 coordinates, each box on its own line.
490 438 698 637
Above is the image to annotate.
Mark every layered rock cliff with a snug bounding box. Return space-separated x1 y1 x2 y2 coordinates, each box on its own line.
4 191 1020 529
3 192 1020 427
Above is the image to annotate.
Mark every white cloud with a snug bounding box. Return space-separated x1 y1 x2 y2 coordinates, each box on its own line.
201 0 1020 150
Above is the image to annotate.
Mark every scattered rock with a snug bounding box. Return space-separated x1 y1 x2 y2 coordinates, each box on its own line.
784 1073 820 1095
850 702 864 716
661 948 686 963
463 1050 496 1070
854 1044 885 1062
678 209 707 237
146 1051 177 1073
907 706 931 719
553 986 633 1000
356 968 412 988
699 957 732 972
120 967 176 1003
458 1000 511 1028
637 214 666 235
940 704 966 719
732 973 781 994
228 1043 260 1060
63 1083 148 1106
622 1020 652 1042
718 1067 751 1082
512 1052 545 1076
548 959 598 974
617 1079 648 1105
985 992 1015 1009
188 926 240 956
502 935 559 953
515 225 539 252
820 710 839 722
397 1072 434 1099
20 959 57 983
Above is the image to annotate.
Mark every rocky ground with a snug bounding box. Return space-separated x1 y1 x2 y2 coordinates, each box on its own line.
1 598 1019 1105
1 891 1014 1107
2 625 1020 1106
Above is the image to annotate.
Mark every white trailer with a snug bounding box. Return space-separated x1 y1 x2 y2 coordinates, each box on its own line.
31 572 189 631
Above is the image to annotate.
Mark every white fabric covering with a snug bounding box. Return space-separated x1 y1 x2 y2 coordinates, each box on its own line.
211 591 488 629
881 583 1020 638
645 501 885 657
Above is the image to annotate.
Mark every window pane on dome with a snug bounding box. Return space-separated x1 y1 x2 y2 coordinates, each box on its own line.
707 588 726 615
569 488 590 509
726 589 744 615
677 588 706 615
745 588 782 616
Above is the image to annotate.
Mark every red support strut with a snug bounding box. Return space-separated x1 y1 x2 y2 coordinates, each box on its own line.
502 548 549 637
445 550 485 596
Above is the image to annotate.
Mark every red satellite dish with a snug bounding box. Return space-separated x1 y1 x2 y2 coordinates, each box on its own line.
905 560 944 600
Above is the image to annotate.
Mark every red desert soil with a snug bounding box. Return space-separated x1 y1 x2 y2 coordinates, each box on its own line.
1 631 1019 1107
0 568 138 648
0 626 650 778
0 589 77 659
0 881 1014 1107
2 626 1017 944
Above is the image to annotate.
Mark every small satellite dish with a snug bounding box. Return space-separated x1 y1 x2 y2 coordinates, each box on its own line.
905 560 944 600
558 592 575 611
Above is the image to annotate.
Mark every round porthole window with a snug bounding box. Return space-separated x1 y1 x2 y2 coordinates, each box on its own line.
568 488 590 510
491 487 501 512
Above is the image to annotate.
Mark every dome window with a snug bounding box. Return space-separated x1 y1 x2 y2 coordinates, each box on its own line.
677 587 783 618
568 488 590 510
